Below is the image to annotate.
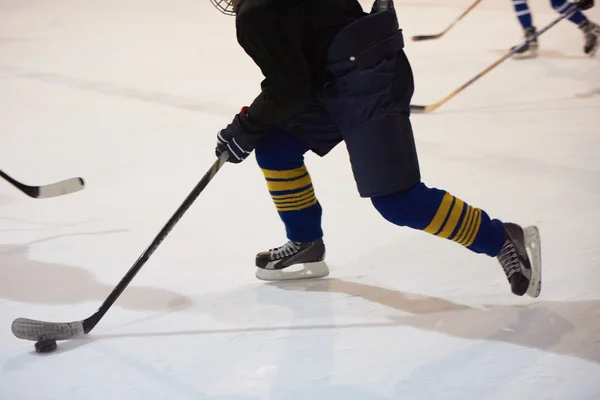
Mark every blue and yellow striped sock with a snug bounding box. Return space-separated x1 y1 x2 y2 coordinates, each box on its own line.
372 183 506 257
262 165 323 243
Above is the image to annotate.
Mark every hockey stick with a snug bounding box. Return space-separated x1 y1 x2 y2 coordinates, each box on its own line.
410 0 594 114
412 0 484 41
11 152 229 346
0 169 85 199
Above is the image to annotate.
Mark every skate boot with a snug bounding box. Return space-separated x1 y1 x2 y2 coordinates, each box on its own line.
512 27 538 59
581 20 599 56
255 239 328 281
496 223 541 297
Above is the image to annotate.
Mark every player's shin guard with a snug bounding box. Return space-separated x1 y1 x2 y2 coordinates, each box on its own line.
256 165 328 281
371 183 505 257
262 165 323 243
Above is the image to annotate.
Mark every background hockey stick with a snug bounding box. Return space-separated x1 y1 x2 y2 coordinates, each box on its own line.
0 169 84 199
412 0 484 41
12 152 229 346
410 0 594 114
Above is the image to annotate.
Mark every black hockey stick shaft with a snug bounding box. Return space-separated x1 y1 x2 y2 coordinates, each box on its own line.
410 2 587 113
81 152 228 334
412 0 484 41
0 169 43 198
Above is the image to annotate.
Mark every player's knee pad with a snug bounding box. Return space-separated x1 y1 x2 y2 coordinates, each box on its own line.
255 129 307 171
371 182 446 230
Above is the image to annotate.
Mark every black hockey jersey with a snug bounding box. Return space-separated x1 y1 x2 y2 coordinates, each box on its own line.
235 0 366 134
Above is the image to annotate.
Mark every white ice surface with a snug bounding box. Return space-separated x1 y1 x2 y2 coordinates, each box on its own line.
1 0 599 399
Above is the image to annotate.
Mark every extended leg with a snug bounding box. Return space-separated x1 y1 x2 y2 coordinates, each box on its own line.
371 184 541 297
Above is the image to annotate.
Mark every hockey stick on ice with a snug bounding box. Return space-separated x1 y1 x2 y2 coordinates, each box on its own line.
11 152 229 345
0 169 84 199
410 0 595 114
412 0 484 41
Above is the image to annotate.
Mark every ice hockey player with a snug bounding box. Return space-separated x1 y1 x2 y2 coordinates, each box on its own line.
210 0 542 298
510 0 599 56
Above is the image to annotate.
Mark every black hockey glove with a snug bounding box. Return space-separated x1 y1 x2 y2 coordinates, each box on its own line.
576 0 594 10
215 107 257 164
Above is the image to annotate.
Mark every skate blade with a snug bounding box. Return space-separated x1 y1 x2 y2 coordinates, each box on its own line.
523 226 542 298
513 47 538 60
255 261 329 281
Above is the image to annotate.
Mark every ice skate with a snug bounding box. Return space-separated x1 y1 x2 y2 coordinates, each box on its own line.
255 239 329 281
512 26 538 59
581 21 599 56
496 222 541 298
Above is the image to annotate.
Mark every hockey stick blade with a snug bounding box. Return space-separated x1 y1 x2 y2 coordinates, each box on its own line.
410 104 439 114
11 152 228 346
12 318 85 341
411 0 483 42
35 177 85 198
0 169 85 199
412 34 442 41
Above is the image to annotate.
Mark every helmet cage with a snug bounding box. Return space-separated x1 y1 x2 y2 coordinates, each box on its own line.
209 0 237 16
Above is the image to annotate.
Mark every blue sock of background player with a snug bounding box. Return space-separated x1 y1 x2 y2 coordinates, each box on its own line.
510 0 599 56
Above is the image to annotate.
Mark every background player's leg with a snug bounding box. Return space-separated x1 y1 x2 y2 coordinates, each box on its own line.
510 0 538 56
550 0 586 25
254 130 328 280
549 0 600 55
512 0 534 29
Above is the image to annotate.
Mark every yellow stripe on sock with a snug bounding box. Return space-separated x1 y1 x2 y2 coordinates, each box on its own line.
452 205 473 243
423 193 453 234
276 197 317 211
270 186 314 201
266 174 312 192
438 199 465 239
261 165 308 180
273 189 315 206
463 209 482 247
457 207 478 245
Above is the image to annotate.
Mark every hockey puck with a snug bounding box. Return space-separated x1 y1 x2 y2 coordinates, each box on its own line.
35 339 57 353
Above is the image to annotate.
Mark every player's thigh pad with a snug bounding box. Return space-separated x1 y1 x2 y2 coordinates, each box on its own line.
343 114 420 197
320 10 420 197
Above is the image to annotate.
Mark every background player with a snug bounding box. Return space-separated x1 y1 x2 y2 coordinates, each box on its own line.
210 0 542 298
510 0 599 56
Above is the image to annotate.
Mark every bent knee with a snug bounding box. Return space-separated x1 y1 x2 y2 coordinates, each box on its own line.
371 182 447 230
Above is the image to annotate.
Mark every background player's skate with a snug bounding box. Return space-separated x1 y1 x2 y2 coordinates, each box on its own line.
510 0 598 58
581 20 600 54
512 27 539 59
